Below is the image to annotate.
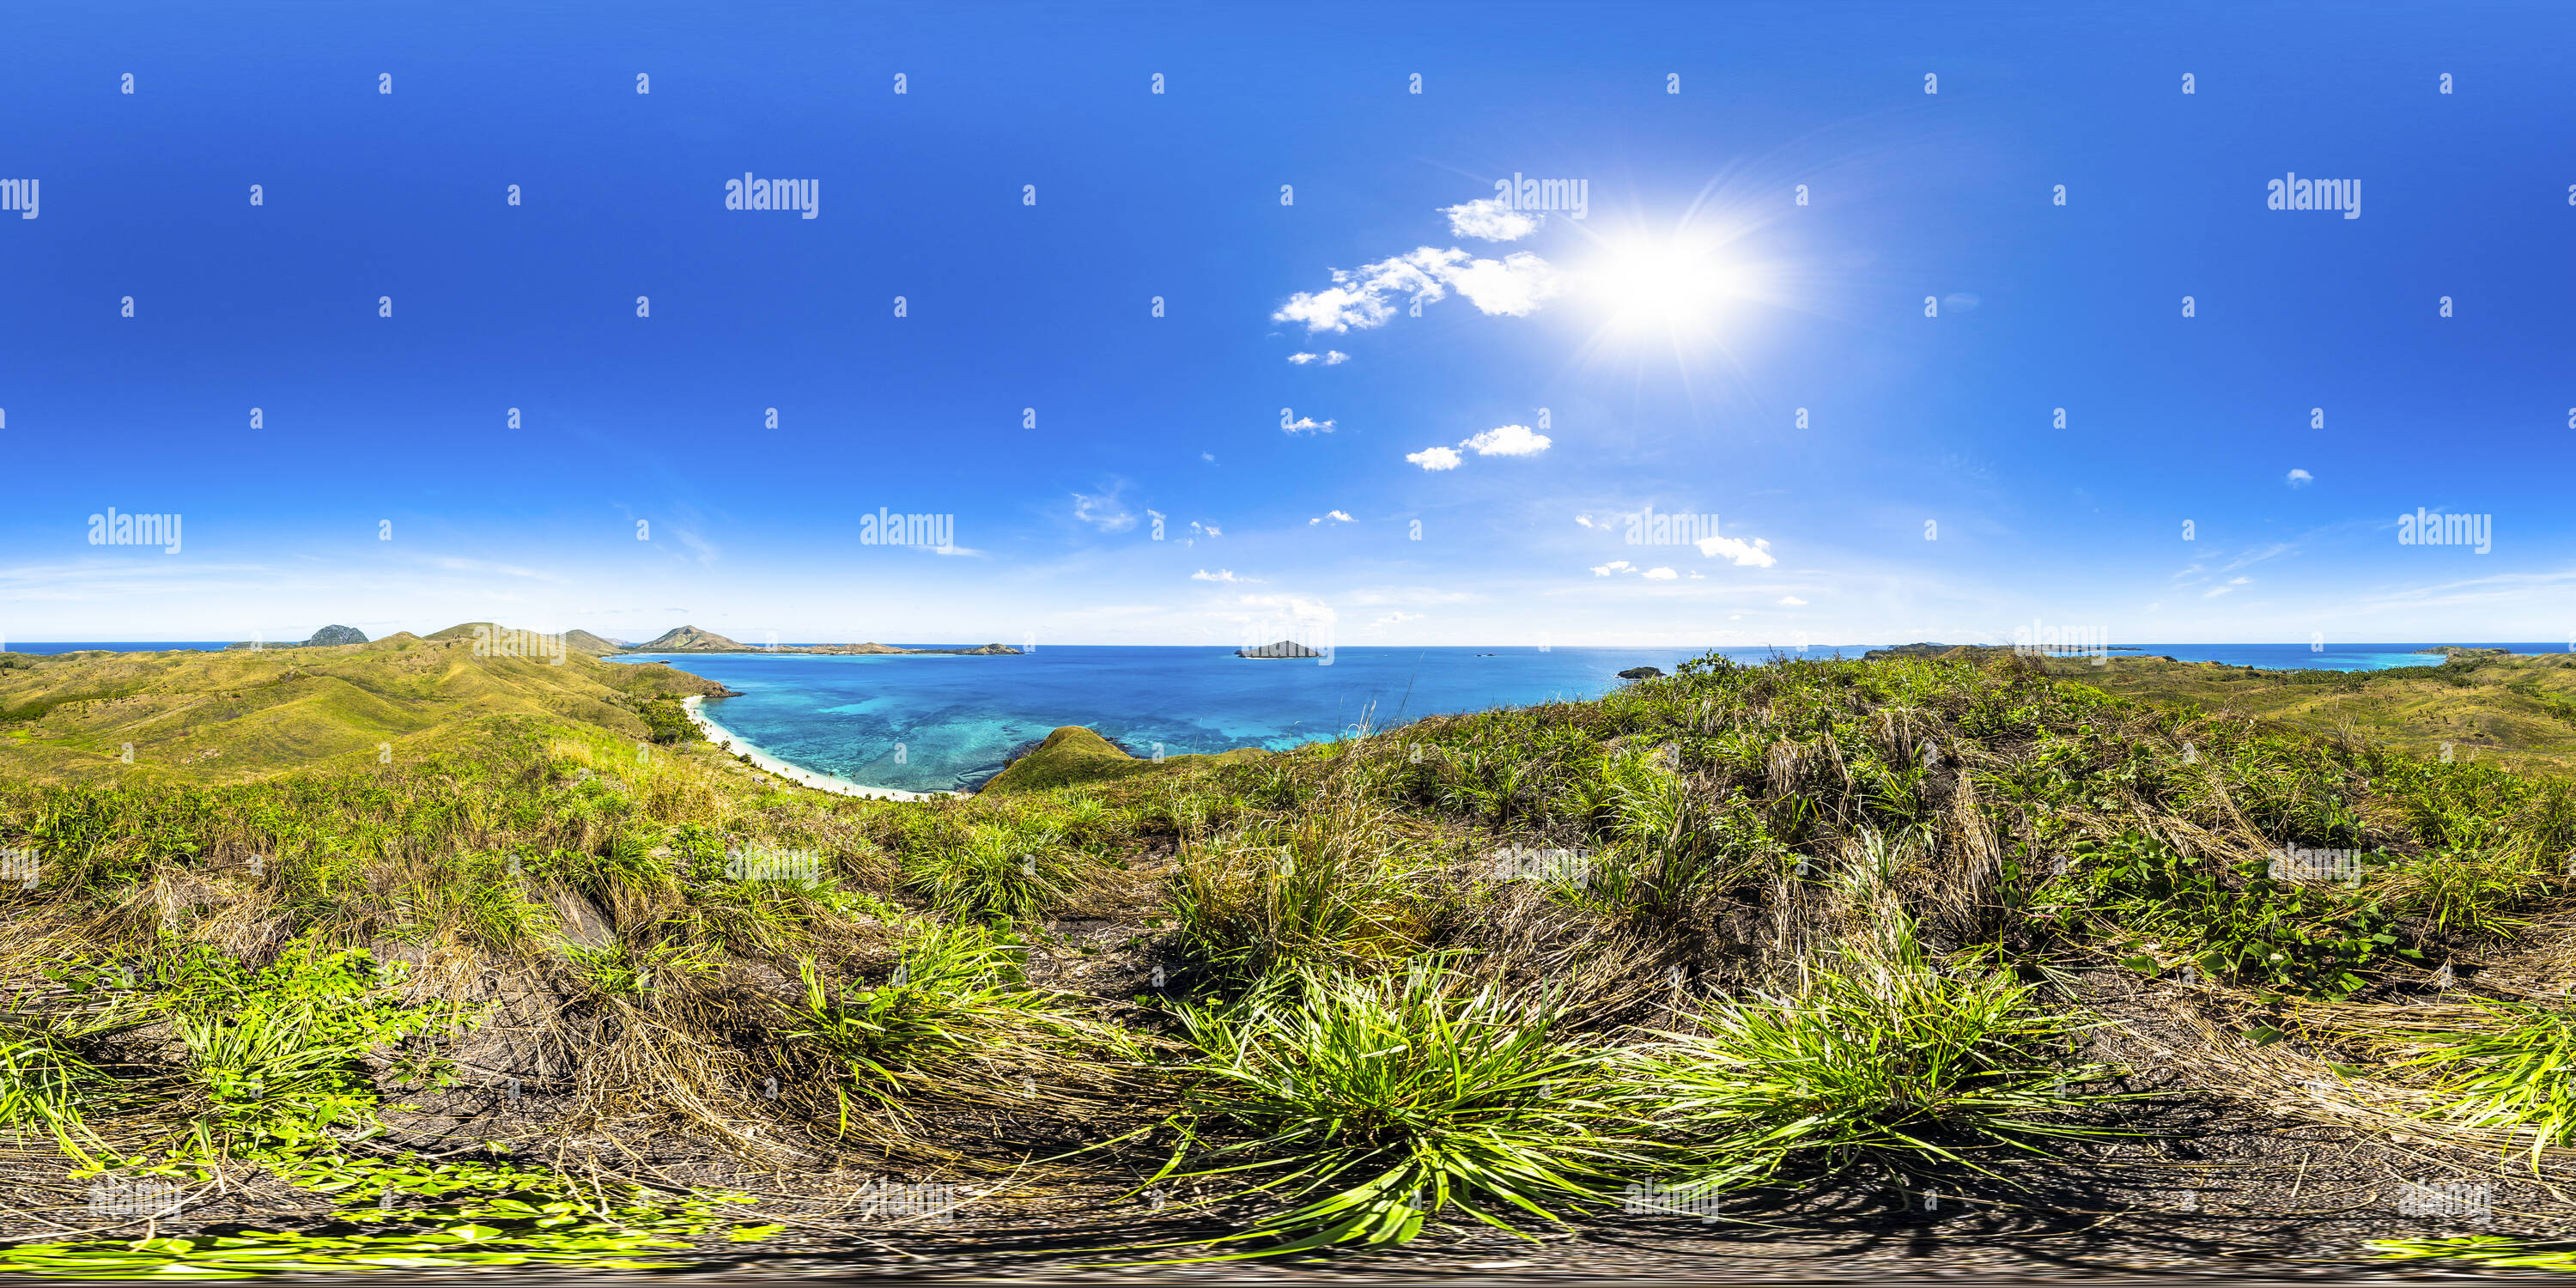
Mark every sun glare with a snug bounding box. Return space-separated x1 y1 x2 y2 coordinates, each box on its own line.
1589 239 1741 332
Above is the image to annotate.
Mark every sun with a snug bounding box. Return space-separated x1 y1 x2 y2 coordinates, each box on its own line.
1586 238 1741 332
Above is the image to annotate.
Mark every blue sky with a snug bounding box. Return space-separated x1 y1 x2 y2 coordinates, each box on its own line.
3 1 2570 649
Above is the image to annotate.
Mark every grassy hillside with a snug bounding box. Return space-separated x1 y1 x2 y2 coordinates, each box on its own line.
2 647 2575 1275
0 631 726 784
2025 647 2576 777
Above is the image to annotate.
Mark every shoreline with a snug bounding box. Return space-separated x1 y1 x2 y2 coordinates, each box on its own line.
680 695 961 802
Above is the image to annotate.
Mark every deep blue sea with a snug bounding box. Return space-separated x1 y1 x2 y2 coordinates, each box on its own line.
606 642 2571 794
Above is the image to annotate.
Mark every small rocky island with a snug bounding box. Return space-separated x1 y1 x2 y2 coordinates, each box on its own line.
1236 639 1324 659
224 624 371 651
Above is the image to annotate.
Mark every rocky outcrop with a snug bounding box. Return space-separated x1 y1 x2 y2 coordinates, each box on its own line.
1237 640 1323 659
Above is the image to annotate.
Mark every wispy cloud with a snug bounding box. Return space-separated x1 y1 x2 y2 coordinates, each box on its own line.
1282 416 1335 434
1190 568 1256 583
1071 486 1137 532
1309 510 1355 526
1286 350 1350 365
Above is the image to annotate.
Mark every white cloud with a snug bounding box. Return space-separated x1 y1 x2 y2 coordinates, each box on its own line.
1590 560 1633 576
1071 488 1136 532
2287 468 2314 487
1443 252 1563 316
1410 423 1552 474
1306 509 1355 526
1443 198 1543 242
1282 416 1335 434
1288 349 1352 365
1273 246 1562 332
2203 585 2234 598
1575 514 1602 529
1694 534 1777 568
1642 567 1678 580
1777 595 1807 605
1191 521 1221 538
1370 611 1424 629
1461 423 1552 457
1191 568 1256 583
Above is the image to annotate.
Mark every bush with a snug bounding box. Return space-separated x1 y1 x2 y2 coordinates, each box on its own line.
1632 926 2120 1190
1145 957 1656 1255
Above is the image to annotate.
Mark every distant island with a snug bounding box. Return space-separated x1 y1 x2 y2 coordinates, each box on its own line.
223 623 374 651
1236 639 1324 659
627 626 1021 656
210 623 1019 659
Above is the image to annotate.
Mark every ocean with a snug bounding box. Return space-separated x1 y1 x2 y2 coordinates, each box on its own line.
608 642 2569 795
12 639 2562 795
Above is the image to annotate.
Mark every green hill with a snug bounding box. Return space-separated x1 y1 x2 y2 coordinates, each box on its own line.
0 629 724 783
978 725 1255 794
2034 647 2576 776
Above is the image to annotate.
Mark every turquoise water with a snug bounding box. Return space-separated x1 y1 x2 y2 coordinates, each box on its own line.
620 645 1741 793
614 642 2566 793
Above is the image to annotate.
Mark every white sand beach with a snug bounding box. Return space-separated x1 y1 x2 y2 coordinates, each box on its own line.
682 695 961 801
